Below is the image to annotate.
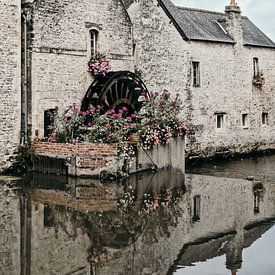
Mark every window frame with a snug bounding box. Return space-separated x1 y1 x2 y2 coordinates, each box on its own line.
192 61 200 87
192 195 201 222
253 57 259 79
242 113 249 129
89 29 98 57
44 108 56 137
216 114 224 129
262 112 268 126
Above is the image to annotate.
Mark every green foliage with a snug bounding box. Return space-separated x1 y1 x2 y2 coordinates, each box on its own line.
43 90 189 149
4 146 34 176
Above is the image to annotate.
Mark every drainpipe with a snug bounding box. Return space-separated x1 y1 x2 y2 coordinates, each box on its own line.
22 9 28 146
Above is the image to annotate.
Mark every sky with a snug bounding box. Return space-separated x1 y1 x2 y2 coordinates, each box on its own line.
172 0 275 42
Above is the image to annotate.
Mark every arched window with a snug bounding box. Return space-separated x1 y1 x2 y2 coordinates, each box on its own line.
90 30 98 57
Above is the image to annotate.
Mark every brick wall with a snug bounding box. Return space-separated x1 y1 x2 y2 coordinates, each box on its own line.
32 142 118 158
32 142 118 176
0 0 21 171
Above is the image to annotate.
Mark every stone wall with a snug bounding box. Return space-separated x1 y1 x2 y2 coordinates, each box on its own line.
0 179 21 274
25 0 134 137
0 0 21 171
127 0 275 158
185 41 275 157
127 0 190 96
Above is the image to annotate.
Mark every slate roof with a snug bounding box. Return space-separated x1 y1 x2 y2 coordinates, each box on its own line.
158 0 275 48
171 223 273 270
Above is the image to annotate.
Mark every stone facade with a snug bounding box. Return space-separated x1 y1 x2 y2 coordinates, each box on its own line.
0 179 21 274
126 0 275 158
23 0 134 137
0 0 21 171
1 0 275 171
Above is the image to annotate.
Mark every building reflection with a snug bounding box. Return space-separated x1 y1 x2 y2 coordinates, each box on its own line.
1 171 275 275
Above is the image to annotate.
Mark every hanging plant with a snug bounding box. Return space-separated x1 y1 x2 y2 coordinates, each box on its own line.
88 53 111 76
253 73 265 88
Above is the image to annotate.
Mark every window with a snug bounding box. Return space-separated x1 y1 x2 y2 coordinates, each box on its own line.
242 114 248 128
90 30 98 56
44 109 55 137
192 195 201 222
216 114 224 129
44 205 54 228
254 192 260 214
192 61 200 87
262 112 268 126
253 58 259 78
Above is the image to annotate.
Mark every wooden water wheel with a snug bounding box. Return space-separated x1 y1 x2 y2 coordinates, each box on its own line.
81 71 149 114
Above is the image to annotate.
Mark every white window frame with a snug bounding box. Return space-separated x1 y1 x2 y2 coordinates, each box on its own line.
262 112 268 126
216 114 224 129
89 30 98 57
192 61 200 87
242 113 249 129
253 57 259 78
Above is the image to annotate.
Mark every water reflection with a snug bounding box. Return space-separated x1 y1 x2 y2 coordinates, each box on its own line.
1 167 275 275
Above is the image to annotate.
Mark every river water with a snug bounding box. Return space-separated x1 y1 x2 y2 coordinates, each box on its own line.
1 154 275 275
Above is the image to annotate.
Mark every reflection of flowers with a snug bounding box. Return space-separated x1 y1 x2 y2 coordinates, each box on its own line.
117 185 136 212
253 73 265 88
253 182 265 198
88 247 110 266
117 184 186 215
88 53 111 76
141 188 185 214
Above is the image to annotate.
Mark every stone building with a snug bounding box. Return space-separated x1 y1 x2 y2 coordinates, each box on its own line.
0 0 135 172
0 0 21 170
23 0 134 138
1 0 275 171
126 0 275 158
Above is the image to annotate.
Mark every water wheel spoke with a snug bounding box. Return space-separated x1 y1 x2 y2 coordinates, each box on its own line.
81 71 149 117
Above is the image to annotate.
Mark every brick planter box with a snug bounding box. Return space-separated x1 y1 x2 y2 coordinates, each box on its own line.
32 137 185 177
32 142 118 177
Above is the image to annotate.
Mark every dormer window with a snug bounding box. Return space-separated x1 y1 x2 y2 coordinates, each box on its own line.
216 20 227 34
90 30 98 57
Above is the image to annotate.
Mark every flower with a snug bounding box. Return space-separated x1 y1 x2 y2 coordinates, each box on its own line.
253 73 265 88
44 90 188 151
88 53 111 76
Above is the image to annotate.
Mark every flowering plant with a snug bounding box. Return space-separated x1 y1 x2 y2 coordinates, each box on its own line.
44 90 188 148
88 53 110 76
253 73 265 88
136 90 188 149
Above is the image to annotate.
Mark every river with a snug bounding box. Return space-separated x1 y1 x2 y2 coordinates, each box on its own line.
1 154 275 275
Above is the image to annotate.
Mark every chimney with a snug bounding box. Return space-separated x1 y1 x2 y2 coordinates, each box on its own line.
225 0 243 44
